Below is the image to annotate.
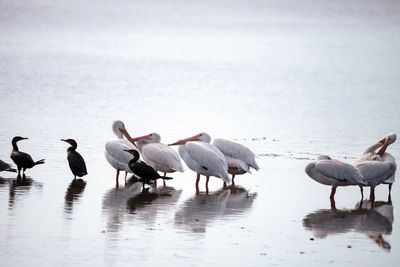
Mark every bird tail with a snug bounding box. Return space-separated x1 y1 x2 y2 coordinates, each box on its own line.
160 176 173 180
35 159 45 165
6 167 17 173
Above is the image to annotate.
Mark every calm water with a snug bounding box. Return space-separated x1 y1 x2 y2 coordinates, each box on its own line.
1 0 400 266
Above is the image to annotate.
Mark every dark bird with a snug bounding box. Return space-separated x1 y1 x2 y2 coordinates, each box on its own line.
124 149 173 188
61 139 88 179
0 159 17 172
10 136 45 176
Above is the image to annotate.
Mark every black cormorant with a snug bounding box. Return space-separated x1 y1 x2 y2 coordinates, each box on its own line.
124 149 172 187
0 159 17 172
10 136 45 175
61 139 87 179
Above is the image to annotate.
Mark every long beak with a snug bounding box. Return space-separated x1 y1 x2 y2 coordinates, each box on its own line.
377 138 390 156
168 134 201 146
119 127 138 149
131 133 153 142
22 137 29 140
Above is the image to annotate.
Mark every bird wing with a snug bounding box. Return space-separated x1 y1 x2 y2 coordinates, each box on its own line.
131 161 159 179
67 151 87 175
316 160 365 184
213 138 259 170
142 143 183 172
356 161 395 184
185 142 229 181
104 139 137 171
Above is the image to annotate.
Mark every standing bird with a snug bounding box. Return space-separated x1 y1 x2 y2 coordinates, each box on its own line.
122 132 184 186
305 155 367 201
355 133 396 196
213 138 259 185
104 120 138 186
124 149 173 188
0 159 17 173
10 136 45 176
168 132 230 193
61 139 88 179
354 136 397 200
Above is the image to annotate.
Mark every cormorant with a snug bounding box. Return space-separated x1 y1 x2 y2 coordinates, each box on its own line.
124 149 172 188
0 159 17 172
61 139 88 179
10 136 45 175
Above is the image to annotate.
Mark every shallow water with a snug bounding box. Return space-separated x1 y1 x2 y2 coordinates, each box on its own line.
1 0 400 266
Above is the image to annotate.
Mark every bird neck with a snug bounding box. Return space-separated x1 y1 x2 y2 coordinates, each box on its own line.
67 146 76 152
363 142 383 155
12 140 19 151
128 150 140 164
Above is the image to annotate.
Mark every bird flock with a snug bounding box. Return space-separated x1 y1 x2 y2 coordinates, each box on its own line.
1 121 396 202
305 133 397 203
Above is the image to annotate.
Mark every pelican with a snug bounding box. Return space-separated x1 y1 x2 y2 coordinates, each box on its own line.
0 159 16 173
213 138 259 184
354 155 396 200
124 149 173 188
121 132 184 186
355 133 396 196
305 155 367 200
10 136 45 176
61 139 88 179
104 120 138 186
168 132 230 192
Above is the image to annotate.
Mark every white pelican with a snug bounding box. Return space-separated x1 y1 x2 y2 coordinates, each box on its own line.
213 138 259 184
305 155 367 200
354 154 396 200
121 132 184 186
104 120 139 187
168 132 230 192
355 133 397 195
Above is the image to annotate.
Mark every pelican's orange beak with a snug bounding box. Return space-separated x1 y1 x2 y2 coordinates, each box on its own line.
119 127 138 149
131 133 153 142
379 137 386 144
168 134 201 146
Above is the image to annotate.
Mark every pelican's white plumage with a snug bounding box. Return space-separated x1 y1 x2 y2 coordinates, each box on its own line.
104 120 138 184
169 132 230 185
131 132 184 174
355 155 396 187
305 155 367 199
213 138 259 171
354 133 397 196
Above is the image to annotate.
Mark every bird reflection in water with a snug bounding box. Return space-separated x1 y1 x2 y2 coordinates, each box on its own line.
175 186 257 233
126 186 182 223
7 174 42 209
303 198 393 251
64 178 87 214
102 180 182 232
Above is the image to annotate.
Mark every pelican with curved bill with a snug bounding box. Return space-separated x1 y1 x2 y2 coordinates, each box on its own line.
305 155 367 201
168 132 230 193
121 132 184 186
213 138 259 185
354 154 396 200
104 120 139 187
355 133 397 196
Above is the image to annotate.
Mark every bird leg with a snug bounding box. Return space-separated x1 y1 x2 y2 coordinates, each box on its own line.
370 187 375 202
330 197 336 210
231 174 235 186
195 174 200 195
389 184 392 198
359 185 364 199
163 172 166 187
124 171 128 185
153 180 157 187
205 176 210 195
330 186 336 200
116 169 120 188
